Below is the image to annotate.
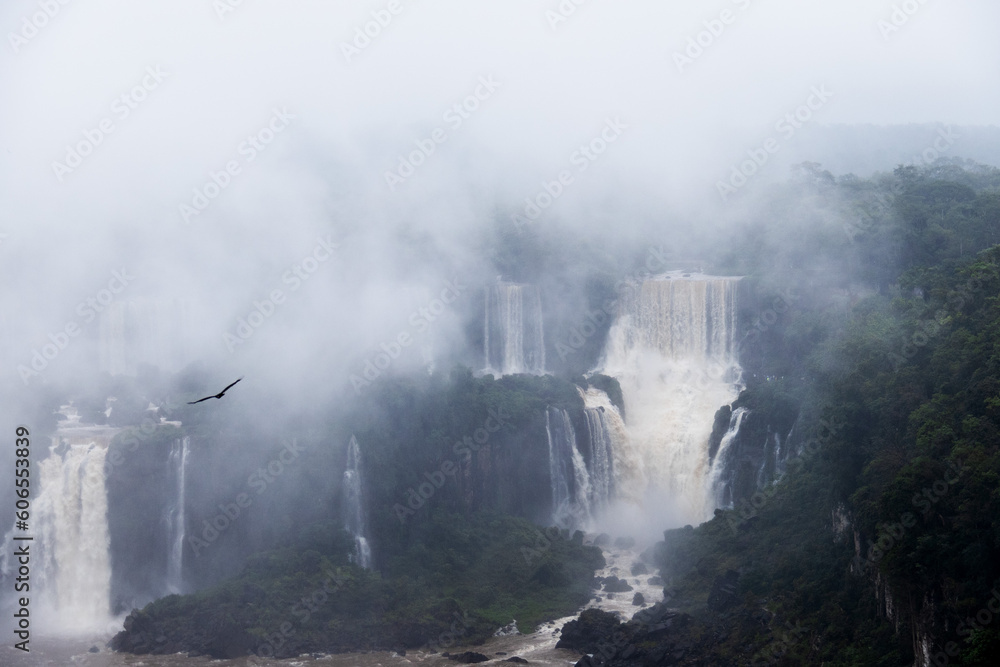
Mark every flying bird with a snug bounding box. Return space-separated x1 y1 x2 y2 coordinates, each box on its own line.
188 377 243 405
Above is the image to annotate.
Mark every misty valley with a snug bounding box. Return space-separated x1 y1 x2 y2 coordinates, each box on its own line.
4 3 1000 666
3 159 1000 666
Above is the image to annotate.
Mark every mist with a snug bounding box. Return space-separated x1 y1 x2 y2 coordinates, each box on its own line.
2 1 999 663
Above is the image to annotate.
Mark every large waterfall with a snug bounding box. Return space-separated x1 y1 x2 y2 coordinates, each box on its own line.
165 436 189 594
0 406 121 634
599 272 744 524
25 407 120 634
484 282 545 375
545 407 592 528
343 436 372 569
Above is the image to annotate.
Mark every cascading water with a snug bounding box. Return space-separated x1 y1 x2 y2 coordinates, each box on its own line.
34 442 113 633
484 282 545 375
707 407 748 508
598 272 744 524
545 408 591 528
579 387 633 511
165 436 189 594
343 436 372 569
0 406 120 634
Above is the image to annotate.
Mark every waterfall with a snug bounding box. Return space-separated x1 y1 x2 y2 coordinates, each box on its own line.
165 436 189 594
580 387 633 511
32 441 113 633
484 282 545 375
598 272 743 524
707 407 748 508
343 436 372 569
545 408 591 528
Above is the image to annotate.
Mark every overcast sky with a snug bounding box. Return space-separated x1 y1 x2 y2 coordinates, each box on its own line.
1 0 997 396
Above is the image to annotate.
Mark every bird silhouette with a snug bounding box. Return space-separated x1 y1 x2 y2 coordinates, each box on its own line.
187 377 243 405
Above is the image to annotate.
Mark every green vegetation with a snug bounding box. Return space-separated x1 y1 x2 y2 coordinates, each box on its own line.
116 514 602 658
650 160 1000 665
113 370 605 658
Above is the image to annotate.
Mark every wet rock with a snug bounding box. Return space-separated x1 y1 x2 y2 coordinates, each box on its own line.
594 533 612 547
707 569 739 612
647 575 664 586
630 561 648 576
602 575 633 593
632 592 646 606
503 658 529 664
556 608 621 653
443 651 490 663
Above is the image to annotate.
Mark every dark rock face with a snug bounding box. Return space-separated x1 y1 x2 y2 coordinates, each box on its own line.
707 570 739 612
562 603 693 666
632 592 645 606
647 575 664 586
593 533 612 547
443 651 490 663
707 390 799 510
556 609 622 653
503 658 529 664
630 561 648 576
602 576 633 593
109 608 254 660
106 430 179 614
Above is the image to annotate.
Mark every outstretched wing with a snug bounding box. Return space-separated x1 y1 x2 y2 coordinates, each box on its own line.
187 395 215 405
220 377 243 395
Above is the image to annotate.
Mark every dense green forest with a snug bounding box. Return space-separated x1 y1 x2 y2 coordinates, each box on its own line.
631 160 1000 665
109 158 1000 664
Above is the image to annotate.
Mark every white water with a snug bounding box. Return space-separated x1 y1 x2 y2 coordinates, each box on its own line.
598 272 744 525
707 407 748 508
580 387 634 512
34 442 114 634
0 407 121 635
343 435 372 569
165 436 189 594
484 282 545 375
545 408 592 528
